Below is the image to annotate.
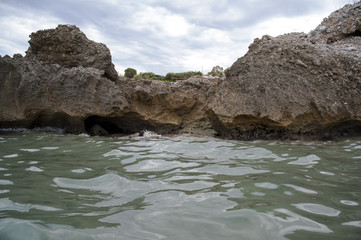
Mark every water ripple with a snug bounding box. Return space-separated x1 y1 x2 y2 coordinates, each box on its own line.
125 159 199 172
0 133 360 239
288 154 321 165
292 203 341 217
284 184 318 194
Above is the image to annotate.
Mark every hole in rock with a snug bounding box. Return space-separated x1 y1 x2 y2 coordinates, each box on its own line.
84 116 129 136
31 112 73 132
102 71 113 81
84 114 157 136
320 120 361 140
345 30 361 38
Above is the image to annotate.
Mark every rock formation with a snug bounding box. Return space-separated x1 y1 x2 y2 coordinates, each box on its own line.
209 1 361 139
112 76 217 136
212 32 361 139
26 24 118 81
0 3 360 140
309 2 361 44
0 54 126 133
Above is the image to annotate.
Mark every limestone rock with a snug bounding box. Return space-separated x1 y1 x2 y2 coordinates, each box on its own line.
1 2 360 140
0 55 127 133
213 23 361 138
26 24 118 81
309 2 361 43
110 77 217 135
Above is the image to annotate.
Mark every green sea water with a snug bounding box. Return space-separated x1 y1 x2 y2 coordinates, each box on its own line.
0 130 360 239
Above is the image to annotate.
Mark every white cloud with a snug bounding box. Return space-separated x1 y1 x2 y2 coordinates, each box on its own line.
130 6 194 37
0 0 354 75
235 12 327 42
81 25 110 44
0 15 59 56
0 1 61 56
196 28 233 44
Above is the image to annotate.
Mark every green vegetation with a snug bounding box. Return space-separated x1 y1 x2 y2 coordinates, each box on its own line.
209 65 225 77
164 71 202 80
123 66 227 81
135 72 165 81
124 70 203 82
124 68 137 78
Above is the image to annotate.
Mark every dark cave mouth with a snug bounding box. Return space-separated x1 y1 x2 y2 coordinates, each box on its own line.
83 114 161 136
345 29 361 38
84 115 134 136
83 115 182 137
320 120 361 140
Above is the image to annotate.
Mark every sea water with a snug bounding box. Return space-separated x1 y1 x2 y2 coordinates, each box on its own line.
0 130 360 239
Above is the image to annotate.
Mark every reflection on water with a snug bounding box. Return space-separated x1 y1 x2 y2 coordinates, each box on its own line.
0 131 360 239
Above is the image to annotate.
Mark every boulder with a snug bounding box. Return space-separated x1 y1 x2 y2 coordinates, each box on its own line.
26 24 118 81
89 124 109 136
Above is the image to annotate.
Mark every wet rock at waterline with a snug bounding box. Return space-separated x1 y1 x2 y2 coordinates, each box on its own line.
0 2 361 140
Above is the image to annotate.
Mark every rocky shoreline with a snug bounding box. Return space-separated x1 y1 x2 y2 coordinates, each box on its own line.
1 2 360 140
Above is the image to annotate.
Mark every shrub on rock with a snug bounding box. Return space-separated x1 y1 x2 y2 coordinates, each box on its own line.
124 68 137 78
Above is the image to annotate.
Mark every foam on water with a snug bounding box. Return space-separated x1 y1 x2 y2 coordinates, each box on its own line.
3 154 18 158
25 166 44 172
292 203 341 217
0 128 28 133
20 149 40 152
0 127 65 134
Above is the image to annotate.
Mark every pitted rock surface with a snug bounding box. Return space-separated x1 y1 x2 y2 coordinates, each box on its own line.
26 24 118 81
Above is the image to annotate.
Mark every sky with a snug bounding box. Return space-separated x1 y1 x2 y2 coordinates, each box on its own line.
0 0 353 75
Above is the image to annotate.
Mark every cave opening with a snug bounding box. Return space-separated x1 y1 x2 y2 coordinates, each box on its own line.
320 120 361 140
84 114 158 136
30 111 74 132
345 30 361 38
84 115 133 136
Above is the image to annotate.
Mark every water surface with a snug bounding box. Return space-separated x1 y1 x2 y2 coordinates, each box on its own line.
0 131 360 239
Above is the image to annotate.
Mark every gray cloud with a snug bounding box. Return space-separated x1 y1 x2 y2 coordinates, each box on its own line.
0 0 351 75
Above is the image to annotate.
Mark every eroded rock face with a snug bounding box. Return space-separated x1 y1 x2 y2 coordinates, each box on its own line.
210 3 361 139
26 24 118 81
209 2 361 139
0 54 126 133
115 76 217 135
0 3 360 139
212 31 361 139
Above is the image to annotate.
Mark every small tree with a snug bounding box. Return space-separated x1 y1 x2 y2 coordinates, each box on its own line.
124 68 137 78
210 65 225 77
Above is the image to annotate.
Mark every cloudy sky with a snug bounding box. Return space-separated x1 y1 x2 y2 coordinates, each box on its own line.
0 0 352 75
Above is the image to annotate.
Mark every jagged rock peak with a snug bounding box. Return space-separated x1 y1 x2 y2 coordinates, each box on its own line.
25 24 118 81
309 1 361 43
